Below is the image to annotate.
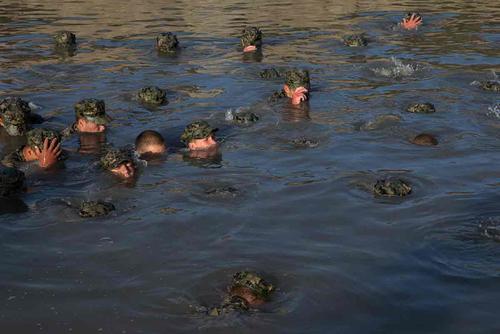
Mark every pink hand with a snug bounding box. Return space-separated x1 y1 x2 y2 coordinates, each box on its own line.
291 87 308 105
243 45 257 52
401 14 422 30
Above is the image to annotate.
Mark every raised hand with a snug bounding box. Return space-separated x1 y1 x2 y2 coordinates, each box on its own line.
243 45 257 52
291 87 308 105
35 137 62 168
401 13 422 30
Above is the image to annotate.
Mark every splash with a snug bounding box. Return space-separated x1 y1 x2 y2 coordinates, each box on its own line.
486 103 500 119
371 57 421 78
225 107 247 121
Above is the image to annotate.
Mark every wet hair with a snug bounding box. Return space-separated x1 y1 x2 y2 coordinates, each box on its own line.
135 130 165 154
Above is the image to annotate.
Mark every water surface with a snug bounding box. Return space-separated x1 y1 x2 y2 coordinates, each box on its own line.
1 0 500 333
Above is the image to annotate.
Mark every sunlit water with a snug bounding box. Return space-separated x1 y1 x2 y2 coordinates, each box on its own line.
1 0 500 333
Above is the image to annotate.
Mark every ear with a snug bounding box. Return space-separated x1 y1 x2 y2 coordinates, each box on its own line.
24 146 36 159
283 84 292 97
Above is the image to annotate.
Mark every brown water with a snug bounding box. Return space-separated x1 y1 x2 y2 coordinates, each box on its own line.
1 0 500 333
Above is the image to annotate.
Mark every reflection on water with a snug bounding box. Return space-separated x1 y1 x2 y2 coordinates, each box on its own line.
1 0 500 333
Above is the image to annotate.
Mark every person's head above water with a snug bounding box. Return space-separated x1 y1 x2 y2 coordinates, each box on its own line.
100 147 136 179
135 130 166 157
229 271 274 307
0 97 32 136
400 12 422 30
156 32 179 53
54 31 76 48
23 128 62 168
74 98 110 133
240 27 262 53
0 109 29 136
180 121 218 151
283 69 311 105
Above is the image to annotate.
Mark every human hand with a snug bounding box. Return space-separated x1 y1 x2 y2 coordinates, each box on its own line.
291 87 308 105
35 138 62 168
243 45 257 52
401 13 422 30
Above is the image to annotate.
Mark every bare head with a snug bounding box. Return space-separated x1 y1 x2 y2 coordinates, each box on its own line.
135 130 166 156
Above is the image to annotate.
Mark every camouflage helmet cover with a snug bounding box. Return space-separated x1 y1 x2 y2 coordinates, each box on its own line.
180 120 218 144
284 69 311 90
100 147 133 170
230 271 274 300
240 27 262 48
26 128 61 150
74 99 110 125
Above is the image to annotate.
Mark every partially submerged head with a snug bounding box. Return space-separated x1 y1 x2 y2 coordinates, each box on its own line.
22 128 60 159
54 31 76 47
283 69 310 104
240 27 262 52
100 147 136 179
135 130 166 157
79 200 115 218
343 34 368 47
373 178 412 197
156 32 179 53
411 133 438 146
0 109 29 136
406 103 436 114
181 120 218 151
74 99 109 133
229 271 274 307
0 97 32 135
138 86 167 105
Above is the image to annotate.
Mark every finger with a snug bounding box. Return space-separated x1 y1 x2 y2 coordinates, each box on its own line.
53 143 61 153
49 138 58 151
55 150 62 157
43 137 50 150
296 87 308 94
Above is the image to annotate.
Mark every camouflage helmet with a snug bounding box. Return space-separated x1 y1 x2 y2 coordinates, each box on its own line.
138 86 167 105
74 99 110 125
0 167 26 197
156 32 179 53
79 200 115 218
342 34 368 47
0 97 31 116
240 27 262 48
180 120 218 144
54 31 76 47
1 109 29 136
373 178 412 197
100 147 133 170
284 69 311 90
230 271 274 300
26 128 61 150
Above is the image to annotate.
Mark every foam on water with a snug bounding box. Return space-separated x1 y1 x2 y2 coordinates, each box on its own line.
371 56 421 78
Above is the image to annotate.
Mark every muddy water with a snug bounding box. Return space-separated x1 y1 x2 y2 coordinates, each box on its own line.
1 0 500 333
